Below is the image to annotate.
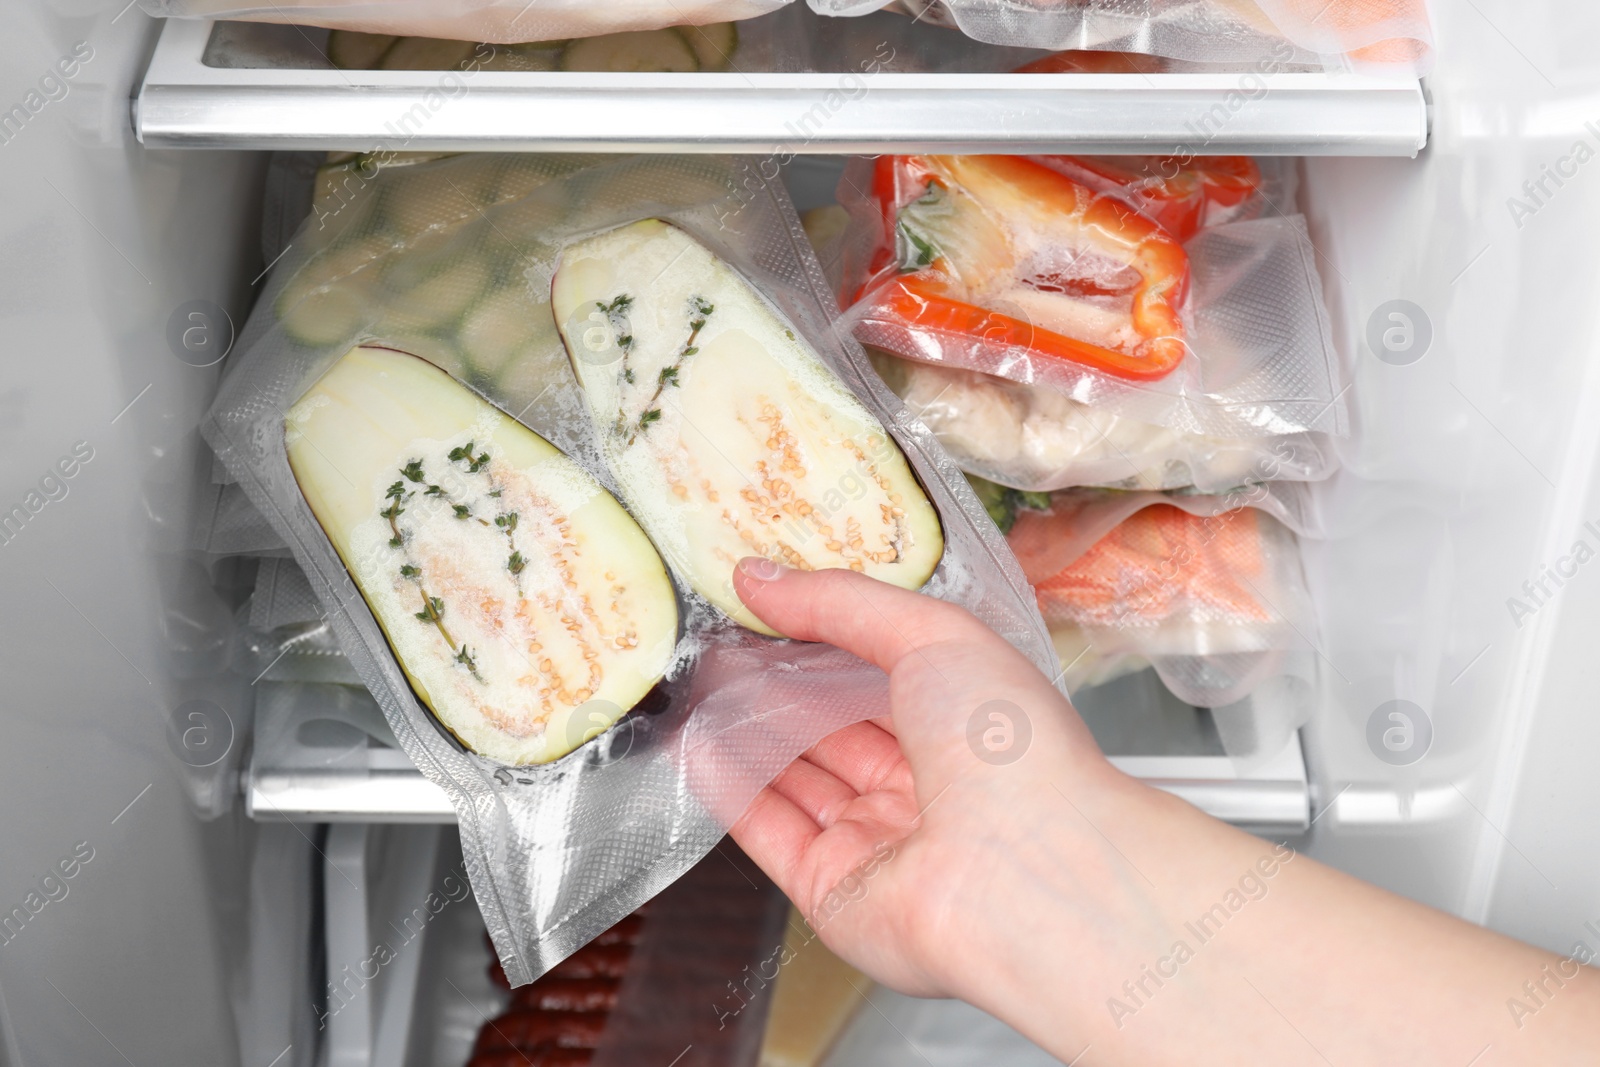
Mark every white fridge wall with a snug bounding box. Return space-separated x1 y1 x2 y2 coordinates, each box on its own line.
0 3 265 1066
1299 0 1600 947
4 0 1600 1061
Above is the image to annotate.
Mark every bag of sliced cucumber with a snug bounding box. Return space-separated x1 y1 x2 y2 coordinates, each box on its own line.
203 153 1054 987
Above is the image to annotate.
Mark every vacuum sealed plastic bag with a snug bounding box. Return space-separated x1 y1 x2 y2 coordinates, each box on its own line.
839 155 1346 441
315 3 1052 72
203 152 1054 986
323 23 751 71
973 477 1323 544
138 0 790 45
835 0 1433 74
873 351 1338 492
1005 492 1317 708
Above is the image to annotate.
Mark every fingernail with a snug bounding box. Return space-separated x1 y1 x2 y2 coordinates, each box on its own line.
738 557 786 583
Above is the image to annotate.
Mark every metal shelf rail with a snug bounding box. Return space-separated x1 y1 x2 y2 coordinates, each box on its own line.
135 18 1428 156
246 680 1311 831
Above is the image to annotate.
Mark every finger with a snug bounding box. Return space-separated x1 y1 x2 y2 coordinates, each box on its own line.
801 720 908 797
733 559 993 676
769 758 860 829
729 784 821 898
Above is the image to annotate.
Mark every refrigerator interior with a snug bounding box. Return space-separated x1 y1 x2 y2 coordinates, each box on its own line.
5 0 1600 1064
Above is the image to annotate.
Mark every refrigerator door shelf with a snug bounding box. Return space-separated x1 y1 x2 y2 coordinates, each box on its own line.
1110 741 1311 834
249 681 455 823
134 19 1428 156
245 678 1312 829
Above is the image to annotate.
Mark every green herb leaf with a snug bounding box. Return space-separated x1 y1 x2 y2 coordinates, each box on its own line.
425 484 443 496
452 503 471 520
385 480 406 500
400 460 425 483
897 221 938 270
659 366 679 386
400 564 421 578
639 408 663 428
508 551 525 575
681 346 698 357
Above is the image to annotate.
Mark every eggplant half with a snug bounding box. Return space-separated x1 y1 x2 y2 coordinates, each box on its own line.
285 345 679 764
552 220 944 635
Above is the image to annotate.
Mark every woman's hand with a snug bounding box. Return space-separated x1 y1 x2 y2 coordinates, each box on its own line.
727 557 1137 1002
727 558 1600 1067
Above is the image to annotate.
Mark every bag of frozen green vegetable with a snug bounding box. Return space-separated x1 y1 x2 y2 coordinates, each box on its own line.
203 152 1053 986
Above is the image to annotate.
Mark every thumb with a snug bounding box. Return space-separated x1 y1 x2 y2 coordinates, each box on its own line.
732 558 992 676
733 558 1097 785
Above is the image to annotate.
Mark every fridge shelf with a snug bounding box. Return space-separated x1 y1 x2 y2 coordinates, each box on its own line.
134 18 1428 156
245 678 1310 831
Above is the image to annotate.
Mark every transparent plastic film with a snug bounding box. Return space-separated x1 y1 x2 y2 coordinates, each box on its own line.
872 351 1339 493
203 153 1054 988
839 155 1347 441
1006 493 1317 710
138 0 790 45
846 0 1434 74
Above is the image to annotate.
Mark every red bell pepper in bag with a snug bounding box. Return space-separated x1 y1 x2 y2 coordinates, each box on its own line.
858 155 1191 383
1037 155 1264 243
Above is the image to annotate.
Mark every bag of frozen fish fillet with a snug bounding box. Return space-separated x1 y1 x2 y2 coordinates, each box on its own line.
999 488 1318 711
136 0 789 45
202 153 1054 987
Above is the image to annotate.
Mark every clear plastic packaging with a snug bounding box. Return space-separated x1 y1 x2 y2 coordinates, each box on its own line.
304 4 1057 73
202 152 1054 987
838 155 1347 441
137 0 789 45
1005 491 1317 708
874 351 1339 493
138 0 1430 71
848 0 1434 74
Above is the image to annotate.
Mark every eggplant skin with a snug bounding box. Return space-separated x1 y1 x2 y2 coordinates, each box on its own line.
553 220 944 635
285 345 679 765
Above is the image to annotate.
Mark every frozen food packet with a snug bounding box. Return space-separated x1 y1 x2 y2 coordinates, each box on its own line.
970 477 1324 546
832 0 1433 75
202 153 1054 987
1032 156 1267 244
837 155 1347 442
137 0 792 46
1003 492 1318 711
872 351 1339 494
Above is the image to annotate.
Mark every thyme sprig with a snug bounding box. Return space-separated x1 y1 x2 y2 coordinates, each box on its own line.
382 461 482 681
450 443 526 584
626 295 713 446
596 294 637 384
